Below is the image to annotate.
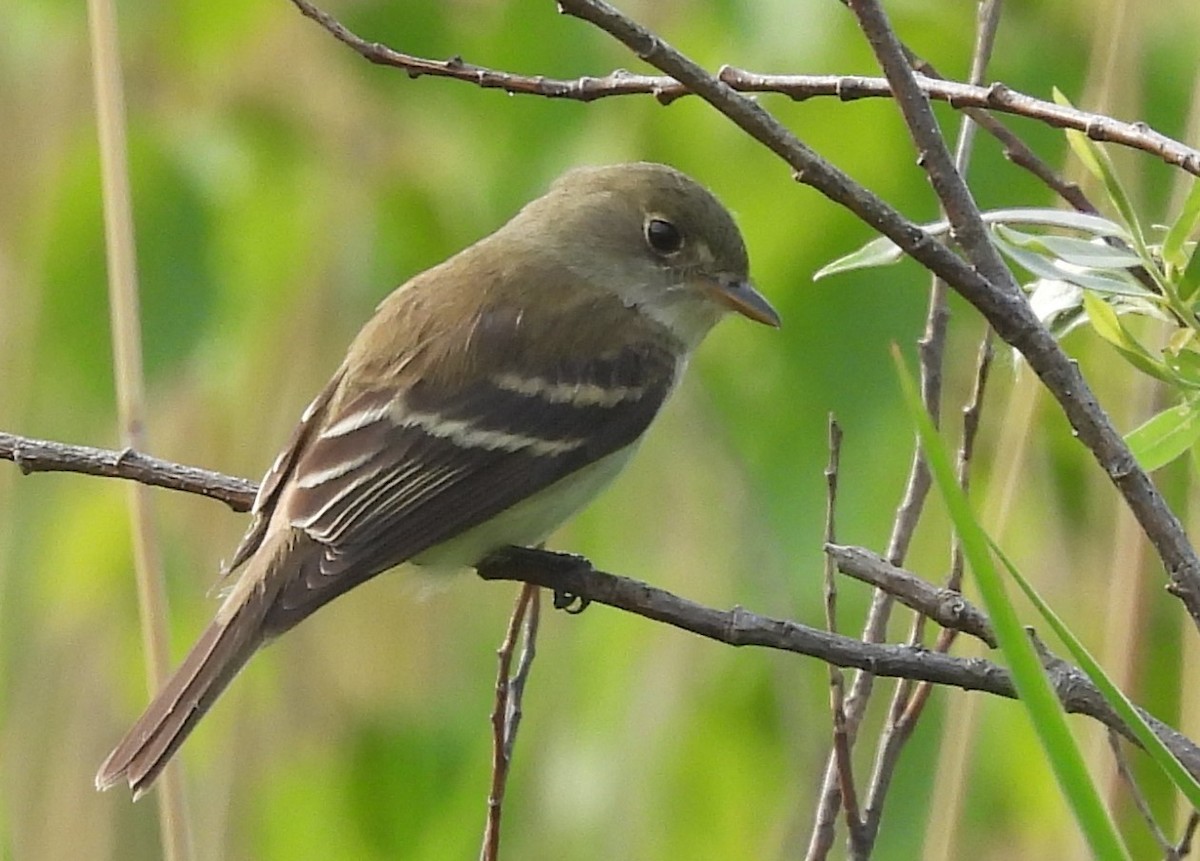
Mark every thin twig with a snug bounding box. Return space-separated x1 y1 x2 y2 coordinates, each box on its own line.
1106 730 1178 858
286 0 1200 175
823 417 844 639
1176 811 1200 859
719 68 1200 177
0 432 256 512
477 547 1200 777
892 42 1099 216
824 545 996 647
480 583 540 861
808 0 1004 841
504 589 541 760
870 332 995 843
946 330 995 599
85 0 192 855
819 419 864 850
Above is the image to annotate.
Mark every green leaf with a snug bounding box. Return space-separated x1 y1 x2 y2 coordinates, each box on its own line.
1081 291 1175 383
1164 345 1200 389
892 347 1130 861
977 207 1131 239
818 208 1132 279
1055 89 1146 251
814 234 904 278
1180 241 1200 304
1125 401 1200 471
1082 289 1128 344
994 225 1143 270
1164 349 1200 390
994 236 1153 298
1163 178 1200 268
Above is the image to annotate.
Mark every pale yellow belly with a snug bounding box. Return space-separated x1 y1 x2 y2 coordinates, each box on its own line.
410 445 637 573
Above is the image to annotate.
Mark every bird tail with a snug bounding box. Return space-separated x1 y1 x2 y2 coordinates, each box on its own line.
94 600 268 799
94 532 298 799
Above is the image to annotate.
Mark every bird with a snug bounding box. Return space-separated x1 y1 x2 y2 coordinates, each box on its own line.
95 161 780 798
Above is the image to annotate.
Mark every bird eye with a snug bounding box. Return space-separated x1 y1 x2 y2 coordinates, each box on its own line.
644 217 684 255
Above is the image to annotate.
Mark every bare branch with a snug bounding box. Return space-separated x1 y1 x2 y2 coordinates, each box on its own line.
818 419 865 853
480 583 541 861
1106 730 1178 857
288 0 689 103
1176 811 1200 859
477 547 1200 779
0 431 256 512
286 0 1200 176
826 545 996 647
857 8 1006 847
719 69 1200 178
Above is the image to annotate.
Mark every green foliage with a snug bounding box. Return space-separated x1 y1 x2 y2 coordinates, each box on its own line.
831 147 1200 471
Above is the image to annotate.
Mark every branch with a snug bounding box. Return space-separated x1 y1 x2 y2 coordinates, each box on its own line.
818 419 866 852
0 431 256 513
5 432 1199 781
826 544 996 648
719 69 1200 177
480 583 540 861
288 0 688 103
285 0 1200 176
478 548 1200 779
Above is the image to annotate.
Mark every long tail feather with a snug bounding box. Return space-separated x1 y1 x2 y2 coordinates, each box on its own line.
94 594 269 799
94 529 313 799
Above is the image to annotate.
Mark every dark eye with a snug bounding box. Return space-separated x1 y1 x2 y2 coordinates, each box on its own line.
645 217 684 255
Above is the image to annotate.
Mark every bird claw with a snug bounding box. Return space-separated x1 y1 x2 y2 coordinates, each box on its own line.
552 589 590 614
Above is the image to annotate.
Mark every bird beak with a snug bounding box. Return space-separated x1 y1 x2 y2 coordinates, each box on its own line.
706 276 781 327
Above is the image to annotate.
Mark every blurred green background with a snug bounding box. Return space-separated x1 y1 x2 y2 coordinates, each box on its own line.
3 0 1200 858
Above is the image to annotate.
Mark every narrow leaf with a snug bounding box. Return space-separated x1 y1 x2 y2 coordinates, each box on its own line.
1055 93 1144 249
1164 351 1200 390
815 235 905 278
994 225 1143 270
1081 292 1175 383
1163 178 1200 268
1180 242 1200 304
1125 401 1200 471
994 233 1152 298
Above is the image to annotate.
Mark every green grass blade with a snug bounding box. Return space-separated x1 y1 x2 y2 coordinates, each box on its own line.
892 346 1129 861
988 540 1200 807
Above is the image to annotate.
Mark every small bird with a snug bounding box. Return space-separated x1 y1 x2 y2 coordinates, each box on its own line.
96 162 779 798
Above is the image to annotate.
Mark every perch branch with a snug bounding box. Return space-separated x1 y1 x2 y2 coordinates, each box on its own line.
0 431 256 512
4 433 1200 778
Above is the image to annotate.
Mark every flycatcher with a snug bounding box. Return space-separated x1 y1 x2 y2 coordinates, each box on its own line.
96 162 779 797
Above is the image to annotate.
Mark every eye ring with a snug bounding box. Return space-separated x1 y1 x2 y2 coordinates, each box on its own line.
644 217 684 256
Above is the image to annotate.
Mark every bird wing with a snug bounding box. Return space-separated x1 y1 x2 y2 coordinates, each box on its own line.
243 316 677 632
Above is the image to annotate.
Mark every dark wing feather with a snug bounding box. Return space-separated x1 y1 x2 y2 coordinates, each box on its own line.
266 341 676 632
